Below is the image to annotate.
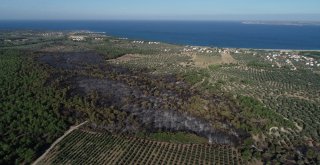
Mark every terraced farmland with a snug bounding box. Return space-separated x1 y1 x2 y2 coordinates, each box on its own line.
37 129 245 165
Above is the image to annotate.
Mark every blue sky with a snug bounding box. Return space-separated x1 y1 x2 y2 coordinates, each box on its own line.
1 0 320 21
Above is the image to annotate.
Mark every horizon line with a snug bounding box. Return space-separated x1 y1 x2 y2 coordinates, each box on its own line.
1 19 320 22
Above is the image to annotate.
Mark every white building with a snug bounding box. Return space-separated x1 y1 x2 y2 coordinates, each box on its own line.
69 35 86 41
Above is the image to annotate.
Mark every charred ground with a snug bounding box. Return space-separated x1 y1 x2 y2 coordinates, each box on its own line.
38 52 249 146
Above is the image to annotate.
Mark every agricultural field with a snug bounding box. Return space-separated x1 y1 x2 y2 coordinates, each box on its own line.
1 30 320 165
37 128 244 165
102 42 320 164
205 52 320 144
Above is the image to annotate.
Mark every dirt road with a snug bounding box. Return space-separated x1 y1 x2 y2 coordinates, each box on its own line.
32 121 88 165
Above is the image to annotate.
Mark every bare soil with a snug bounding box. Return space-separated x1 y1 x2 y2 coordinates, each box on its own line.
192 52 236 68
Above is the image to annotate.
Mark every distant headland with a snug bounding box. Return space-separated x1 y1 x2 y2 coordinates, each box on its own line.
242 21 320 26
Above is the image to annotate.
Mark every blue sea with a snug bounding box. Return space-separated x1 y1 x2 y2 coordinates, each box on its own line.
1 20 320 50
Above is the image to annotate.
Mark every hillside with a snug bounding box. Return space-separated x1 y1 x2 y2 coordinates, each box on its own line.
1 31 320 164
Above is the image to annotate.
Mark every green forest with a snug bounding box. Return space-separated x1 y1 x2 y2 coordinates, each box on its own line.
0 50 70 164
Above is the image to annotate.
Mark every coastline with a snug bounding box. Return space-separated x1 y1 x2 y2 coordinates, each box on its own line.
116 35 320 52
104 32 320 52
1 29 320 52
239 48 320 52
1 20 320 51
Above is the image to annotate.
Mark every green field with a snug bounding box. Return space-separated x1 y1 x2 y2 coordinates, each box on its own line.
38 129 244 165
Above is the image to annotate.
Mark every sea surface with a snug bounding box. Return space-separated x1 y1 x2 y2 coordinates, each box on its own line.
1 20 320 50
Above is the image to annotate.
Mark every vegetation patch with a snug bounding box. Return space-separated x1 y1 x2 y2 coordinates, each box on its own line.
0 50 72 164
38 129 244 165
138 132 208 144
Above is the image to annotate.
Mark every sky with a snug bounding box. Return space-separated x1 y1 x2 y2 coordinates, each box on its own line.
1 0 320 21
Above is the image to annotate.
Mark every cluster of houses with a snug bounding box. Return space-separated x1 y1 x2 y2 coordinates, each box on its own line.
132 40 144 44
69 35 107 42
265 54 280 62
148 41 160 45
69 35 86 41
218 48 241 54
218 49 230 54
302 56 319 67
132 40 160 45
39 32 64 37
287 54 319 67
181 46 244 55
265 53 320 70
94 37 104 41
182 46 214 53
67 31 110 42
